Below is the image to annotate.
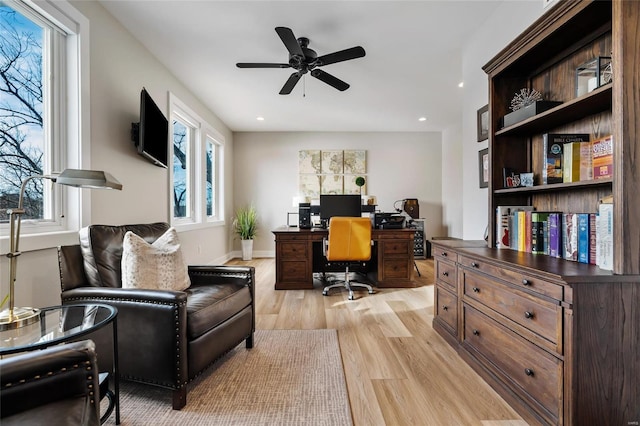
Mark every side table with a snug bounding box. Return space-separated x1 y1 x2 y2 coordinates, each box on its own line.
0 303 120 424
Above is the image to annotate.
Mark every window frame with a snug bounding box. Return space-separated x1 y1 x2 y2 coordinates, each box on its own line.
0 0 90 254
168 92 225 232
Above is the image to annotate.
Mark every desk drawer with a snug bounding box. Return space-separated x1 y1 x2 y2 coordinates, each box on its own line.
435 259 456 289
280 242 308 260
463 270 560 345
381 240 412 256
458 255 563 300
435 285 458 335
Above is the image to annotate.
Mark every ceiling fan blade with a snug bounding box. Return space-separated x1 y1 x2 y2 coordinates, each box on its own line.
310 69 350 91
236 63 290 68
317 46 366 66
279 72 302 95
275 27 304 57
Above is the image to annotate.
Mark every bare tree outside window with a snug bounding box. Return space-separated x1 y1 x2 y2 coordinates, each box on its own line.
0 6 44 222
172 120 188 217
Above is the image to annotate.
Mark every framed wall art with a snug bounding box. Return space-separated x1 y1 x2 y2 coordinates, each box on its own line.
477 104 489 142
478 148 489 188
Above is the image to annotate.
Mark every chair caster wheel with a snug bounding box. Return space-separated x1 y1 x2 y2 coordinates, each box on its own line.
368 290 375 294
348 293 354 301
322 291 329 296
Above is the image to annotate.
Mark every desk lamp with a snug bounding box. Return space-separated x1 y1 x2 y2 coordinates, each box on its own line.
0 169 122 331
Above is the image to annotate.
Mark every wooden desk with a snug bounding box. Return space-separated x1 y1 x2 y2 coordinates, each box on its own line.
272 226 416 290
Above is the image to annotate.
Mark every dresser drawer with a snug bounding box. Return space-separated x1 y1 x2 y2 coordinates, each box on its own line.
463 270 560 346
458 255 563 300
435 286 458 335
435 259 456 289
464 304 562 423
433 246 458 263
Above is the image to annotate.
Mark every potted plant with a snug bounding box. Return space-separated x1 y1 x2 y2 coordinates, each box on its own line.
233 205 258 260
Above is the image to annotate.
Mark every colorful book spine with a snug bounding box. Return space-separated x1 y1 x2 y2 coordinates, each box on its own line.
577 213 590 263
525 210 533 253
531 212 550 254
589 213 597 265
563 213 578 261
542 133 589 184
548 213 563 258
563 141 591 183
592 135 613 180
496 206 533 249
517 210 526 252
579 142 593 181
596 203 614 270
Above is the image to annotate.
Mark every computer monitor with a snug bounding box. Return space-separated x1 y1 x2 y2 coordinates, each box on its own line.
319 194 362 222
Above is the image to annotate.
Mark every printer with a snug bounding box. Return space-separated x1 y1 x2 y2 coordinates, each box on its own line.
372 212 405 229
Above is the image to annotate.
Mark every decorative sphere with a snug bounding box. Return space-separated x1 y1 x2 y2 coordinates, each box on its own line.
355 177 365 187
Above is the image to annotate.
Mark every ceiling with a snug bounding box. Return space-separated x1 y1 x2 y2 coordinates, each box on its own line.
100 1 503 133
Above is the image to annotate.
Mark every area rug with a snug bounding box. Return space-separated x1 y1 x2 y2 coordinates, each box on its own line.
107 329 353 425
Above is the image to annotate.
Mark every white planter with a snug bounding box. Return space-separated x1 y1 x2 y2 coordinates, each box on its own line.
241 239 253 260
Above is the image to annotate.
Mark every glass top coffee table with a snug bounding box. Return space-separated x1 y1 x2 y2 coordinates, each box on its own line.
0 303 120 424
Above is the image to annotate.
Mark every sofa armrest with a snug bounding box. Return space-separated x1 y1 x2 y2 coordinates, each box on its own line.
61 287 188 389
188 265 255 287
0 340 100 425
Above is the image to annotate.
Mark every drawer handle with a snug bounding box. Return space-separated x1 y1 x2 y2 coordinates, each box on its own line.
442 305 448 311
524 368 534 377
524 311 534 319
472 329 480 336
442 271 449 277
441 252 448 257
470 262 479 268
472 287 480 293
522 279 531 286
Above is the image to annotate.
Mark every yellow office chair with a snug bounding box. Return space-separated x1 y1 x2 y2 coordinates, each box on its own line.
323 216 375 300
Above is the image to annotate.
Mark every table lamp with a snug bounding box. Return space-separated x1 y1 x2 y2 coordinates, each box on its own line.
0 169 122 331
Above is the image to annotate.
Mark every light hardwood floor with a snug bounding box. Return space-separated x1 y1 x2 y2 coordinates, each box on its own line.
226 257 528 426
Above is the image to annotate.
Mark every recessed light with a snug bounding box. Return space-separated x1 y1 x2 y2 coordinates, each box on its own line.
458 82 464 88
418 117 427 122
256 116 265 121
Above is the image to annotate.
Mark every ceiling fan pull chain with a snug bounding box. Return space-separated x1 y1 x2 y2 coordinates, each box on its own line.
303 74 306 98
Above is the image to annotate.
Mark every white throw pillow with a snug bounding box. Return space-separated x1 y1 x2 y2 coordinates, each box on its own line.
121 227 191 291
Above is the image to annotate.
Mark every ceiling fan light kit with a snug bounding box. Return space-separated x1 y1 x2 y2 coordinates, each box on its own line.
236 26 365 95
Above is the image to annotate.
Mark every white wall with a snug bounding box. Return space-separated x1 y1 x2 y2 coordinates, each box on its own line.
459 1 546 240
441 124 463 238
233 132 443 255
1 1 235 309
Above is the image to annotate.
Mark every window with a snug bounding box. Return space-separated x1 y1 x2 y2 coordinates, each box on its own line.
0 0 89 250
169 93 224 229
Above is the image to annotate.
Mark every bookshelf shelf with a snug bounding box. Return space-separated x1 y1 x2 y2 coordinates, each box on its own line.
494 177 612 194
495 85 612 137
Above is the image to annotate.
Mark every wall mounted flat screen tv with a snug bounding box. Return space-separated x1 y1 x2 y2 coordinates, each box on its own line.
131 88 169 168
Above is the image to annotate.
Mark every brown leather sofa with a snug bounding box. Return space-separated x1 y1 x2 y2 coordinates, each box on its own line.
0 340 101 426
58 222 255 410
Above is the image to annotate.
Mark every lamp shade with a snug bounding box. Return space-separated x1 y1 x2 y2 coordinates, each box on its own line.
55 169 122 190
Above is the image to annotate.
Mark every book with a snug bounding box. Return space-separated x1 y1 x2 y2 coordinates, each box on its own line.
592 135 613 180
548 213 563 258
543 133 589 184
596 203 614 270
531 212 550 254
577 213 591 263
496 206 534 249
517 210 526 252
580 142 593 181
563 141 591 183
525 210 533 253
589 213 597 265
563 213 578 261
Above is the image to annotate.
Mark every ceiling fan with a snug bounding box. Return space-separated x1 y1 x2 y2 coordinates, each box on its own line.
236 27 366 95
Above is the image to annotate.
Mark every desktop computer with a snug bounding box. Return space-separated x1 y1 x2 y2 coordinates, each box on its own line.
298 203 312 228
